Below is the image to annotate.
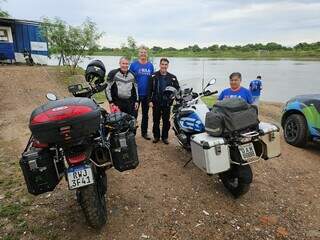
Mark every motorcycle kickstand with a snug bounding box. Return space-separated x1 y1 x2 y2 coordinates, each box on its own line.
183 157 192 167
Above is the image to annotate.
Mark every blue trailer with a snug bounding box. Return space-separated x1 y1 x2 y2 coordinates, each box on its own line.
0 17 48 64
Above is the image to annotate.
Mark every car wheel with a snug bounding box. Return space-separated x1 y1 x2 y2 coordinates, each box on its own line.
284 114 308 147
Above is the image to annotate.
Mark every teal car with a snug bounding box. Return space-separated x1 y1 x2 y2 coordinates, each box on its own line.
281 94 320 147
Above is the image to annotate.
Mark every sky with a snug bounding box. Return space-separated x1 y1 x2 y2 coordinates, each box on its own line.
3 0 320 48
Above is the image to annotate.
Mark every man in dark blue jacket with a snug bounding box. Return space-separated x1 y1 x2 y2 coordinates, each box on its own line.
148 58 179 144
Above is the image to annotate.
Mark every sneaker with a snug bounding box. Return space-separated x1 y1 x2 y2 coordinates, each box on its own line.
162 139 169 145
142 134 151 140
153 138 160 143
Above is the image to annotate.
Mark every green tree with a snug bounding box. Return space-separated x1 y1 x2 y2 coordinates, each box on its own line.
121 36 138 59
0 0 9 17
191 44 201 52
152 46 162 52
208 44 219 51
41 17 103 74
265 42 284 51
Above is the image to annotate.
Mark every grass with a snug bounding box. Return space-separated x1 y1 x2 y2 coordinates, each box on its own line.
0 204 23 218
201 95 217 107
48 66 107 102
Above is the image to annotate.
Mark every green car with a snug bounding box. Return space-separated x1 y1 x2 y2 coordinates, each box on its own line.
281 94 320 147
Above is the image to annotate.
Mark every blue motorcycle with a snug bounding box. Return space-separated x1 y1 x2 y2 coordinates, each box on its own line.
172 80 281 198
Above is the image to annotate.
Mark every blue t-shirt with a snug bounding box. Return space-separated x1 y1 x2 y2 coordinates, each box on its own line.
129 60 154 97
249 79 262 97
218 87 253 104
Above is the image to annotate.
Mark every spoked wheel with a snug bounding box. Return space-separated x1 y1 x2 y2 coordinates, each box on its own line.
284 114 308 147
219 164 252 198
77 173 107 230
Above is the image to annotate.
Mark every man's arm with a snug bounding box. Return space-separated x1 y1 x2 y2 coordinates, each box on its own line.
217 90 225 101
129 61 135 74
171 74 180 91
247 90 253 104
148 74 155 102
132 74 139 103
249 81 253 90
105 70 117 103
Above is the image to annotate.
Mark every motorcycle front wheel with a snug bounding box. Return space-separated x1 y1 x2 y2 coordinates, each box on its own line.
77 173 107 229
219 163 252 198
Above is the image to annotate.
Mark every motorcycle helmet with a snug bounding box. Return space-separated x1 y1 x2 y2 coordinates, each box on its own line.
163 86 178 100
163 86 178 106
85 60 106 85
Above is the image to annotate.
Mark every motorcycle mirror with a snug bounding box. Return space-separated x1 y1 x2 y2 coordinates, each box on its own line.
46 93 57 101
204 78 217 90
208 78 216 86
68 84 83 94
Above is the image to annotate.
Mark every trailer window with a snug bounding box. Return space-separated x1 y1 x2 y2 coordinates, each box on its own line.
0 29 9 42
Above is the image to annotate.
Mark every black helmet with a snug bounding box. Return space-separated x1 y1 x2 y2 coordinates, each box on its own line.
85 60 106 85
163 86 178 105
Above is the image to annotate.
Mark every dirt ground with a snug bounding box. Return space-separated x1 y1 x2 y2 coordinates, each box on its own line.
0 65 319 240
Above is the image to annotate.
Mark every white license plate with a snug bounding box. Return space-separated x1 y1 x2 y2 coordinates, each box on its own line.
238 142 256 160
67 164 94 189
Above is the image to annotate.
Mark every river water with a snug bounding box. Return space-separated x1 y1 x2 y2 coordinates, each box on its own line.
48 56 320 103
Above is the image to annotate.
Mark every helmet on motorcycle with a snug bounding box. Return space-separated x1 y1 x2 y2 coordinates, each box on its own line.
85 60 106 85
163 86 178 100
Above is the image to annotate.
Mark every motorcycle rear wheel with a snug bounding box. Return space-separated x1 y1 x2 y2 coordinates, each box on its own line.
219 164 252 198
77 174 107 229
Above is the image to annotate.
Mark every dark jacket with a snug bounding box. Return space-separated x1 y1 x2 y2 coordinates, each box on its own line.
148 71 179 107
105 68 138 104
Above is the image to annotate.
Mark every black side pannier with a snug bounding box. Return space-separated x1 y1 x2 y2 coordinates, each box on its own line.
105 112 136 133
205 98 259 137
105 112 139 172
29 97 101 145
19 140 64 195
110 131 139 172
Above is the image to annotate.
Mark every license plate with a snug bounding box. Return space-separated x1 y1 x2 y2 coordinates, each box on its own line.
67 164 94 189
238 143 256 160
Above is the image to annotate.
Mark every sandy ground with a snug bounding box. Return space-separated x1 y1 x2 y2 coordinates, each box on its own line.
0 65 319 240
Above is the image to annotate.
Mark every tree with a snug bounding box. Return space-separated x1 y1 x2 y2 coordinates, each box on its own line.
191 44 201 52
164 47 177 51
265 42 284 51
0 0 9 17
152 46 163 52
120 36 139 59
208 44 219 51
41 17 103 74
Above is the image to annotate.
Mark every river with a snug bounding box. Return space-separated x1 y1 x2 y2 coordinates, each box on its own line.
48 56 320 103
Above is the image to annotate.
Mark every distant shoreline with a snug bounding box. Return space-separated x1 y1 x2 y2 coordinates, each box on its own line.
88 52 320 61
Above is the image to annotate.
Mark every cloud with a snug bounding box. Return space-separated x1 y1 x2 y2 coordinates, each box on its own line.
4 0 320 47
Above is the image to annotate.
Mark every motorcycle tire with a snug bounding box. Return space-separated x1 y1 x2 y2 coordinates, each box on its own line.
219 164 252 198
77 173 107 229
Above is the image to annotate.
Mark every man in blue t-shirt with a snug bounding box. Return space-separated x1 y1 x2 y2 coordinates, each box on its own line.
129 46 154 140
218 72 253 104
249 75 262 106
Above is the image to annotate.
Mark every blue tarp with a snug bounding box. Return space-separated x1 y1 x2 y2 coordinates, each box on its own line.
0 42 15 60
14 23 48 56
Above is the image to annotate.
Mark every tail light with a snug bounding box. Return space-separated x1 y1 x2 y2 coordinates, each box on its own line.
31 105 92 125
32 139 48 148
67 153 87 165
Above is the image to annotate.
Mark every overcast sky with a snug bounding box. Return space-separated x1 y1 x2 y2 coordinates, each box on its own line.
4 0 320 48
